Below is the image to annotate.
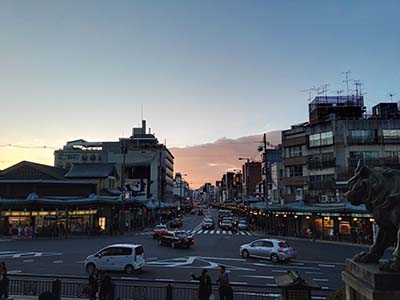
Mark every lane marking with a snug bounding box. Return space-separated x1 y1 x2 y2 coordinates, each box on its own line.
313 278 329 282
230 282 248 285
204 230 209 234
53 260 64 264
305 271 323 275
241 275 274 279
252 263 320 271
23 259 34 263
216 230 220 234
222 231 226 234
210 230 215 234
197 230 203 234
272 270 287 273
8 270 22 274
318 264 336 268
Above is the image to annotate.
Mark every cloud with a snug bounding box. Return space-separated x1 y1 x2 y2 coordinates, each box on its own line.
170 131 281 188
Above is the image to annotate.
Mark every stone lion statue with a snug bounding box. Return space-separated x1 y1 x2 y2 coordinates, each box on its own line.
345 161 400 272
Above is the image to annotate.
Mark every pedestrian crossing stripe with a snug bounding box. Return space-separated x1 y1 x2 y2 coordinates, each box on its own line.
187 230 254 236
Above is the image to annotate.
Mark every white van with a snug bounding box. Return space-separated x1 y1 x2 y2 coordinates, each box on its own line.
85 244 145 274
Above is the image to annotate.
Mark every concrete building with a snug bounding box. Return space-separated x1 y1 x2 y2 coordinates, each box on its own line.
282 96 400 204
269 161 284 204
242 162 262 197
54 120 174 201
173 173 189 200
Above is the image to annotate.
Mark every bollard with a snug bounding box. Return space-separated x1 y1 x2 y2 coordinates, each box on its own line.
52 278 61 300
166 283 173 300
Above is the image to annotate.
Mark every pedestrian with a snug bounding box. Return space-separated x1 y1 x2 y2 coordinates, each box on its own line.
190 270 212 300
88 269 98 300
216 266 233 300
0 271 9 300
98 271 113 300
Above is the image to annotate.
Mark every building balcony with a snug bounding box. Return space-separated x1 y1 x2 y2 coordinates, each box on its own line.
307 159 336 170
282 136 307 147
283 157 307 166
282 176 306 186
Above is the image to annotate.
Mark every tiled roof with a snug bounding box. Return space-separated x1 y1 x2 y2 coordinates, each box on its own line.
65 163 118 179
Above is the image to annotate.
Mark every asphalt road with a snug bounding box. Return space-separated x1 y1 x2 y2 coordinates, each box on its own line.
0 208 369 291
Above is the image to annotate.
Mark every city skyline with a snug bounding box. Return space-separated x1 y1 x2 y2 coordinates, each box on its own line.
1 1 399 186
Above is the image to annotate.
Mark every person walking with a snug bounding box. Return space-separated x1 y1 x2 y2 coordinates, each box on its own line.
98 271 113 300
191 270 212 300
216 265 233 300
88 269 98 300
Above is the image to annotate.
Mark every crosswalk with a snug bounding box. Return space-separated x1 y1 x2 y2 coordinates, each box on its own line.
187 229 254 236
135 229 255 236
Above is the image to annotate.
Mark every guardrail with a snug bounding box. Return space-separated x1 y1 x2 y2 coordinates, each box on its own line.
6 273 334 300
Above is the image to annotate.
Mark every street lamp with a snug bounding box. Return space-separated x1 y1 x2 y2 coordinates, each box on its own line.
238 158 250 201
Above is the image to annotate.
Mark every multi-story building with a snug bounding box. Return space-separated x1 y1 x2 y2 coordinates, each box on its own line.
54 120 174 201
242 162 262 197
269 161 284 204
282 96 400 204
259 147 283 198
173 173 189 200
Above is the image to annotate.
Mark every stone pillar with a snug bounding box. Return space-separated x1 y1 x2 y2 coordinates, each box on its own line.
342 259 400 300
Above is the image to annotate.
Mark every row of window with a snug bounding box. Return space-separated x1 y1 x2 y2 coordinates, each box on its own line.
57 154 103 161
309 131 334 147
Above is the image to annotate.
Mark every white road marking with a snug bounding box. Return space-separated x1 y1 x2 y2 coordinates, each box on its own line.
321 287 329 290
146 257 158 261
197 230 203 234
204 230 209 234
228 231 232 235
8 270 22 274
272 270 287 273
222 231 226 234
313 278 329 282
266 283 278 287
318 264 336 268
210 230 215 234
119 277 140 280
240 232 245 235
53 260 64 264
241 275 274 279
230 282 248 285
23 259 34 263
253 263 320 271
290 262 305 266
216 230 220 234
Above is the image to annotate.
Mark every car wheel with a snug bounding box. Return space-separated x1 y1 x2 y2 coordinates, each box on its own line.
172 242 175 249
125 264 135 274
85 263 96 274
271 253 280 263
241 250 250 258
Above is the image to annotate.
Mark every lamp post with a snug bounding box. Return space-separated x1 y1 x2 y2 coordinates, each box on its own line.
238 158 250 202
120 140 128 190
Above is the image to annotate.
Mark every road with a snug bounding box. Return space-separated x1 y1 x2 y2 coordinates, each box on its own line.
0 208 368 291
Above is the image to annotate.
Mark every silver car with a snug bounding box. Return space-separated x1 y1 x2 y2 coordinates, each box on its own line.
239 239 296 263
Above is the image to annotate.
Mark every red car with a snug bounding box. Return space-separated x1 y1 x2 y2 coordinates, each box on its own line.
152 224 168 240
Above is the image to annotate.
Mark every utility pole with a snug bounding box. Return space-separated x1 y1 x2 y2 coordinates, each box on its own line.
263 133 268 203
120 140 127 190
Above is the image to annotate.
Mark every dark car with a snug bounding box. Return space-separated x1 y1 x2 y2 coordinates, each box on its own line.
158 231 195 248
202 218 215 230
170 218 183 228
197 209 204 216
220 220 233 230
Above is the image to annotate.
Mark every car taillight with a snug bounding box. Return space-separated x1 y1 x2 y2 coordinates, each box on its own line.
192 239 195 244
178 240 182 244
278 249 286 253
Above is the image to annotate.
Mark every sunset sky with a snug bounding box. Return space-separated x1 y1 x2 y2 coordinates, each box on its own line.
1 1 399 187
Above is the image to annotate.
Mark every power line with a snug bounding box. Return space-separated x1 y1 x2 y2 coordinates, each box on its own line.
0 144 59 150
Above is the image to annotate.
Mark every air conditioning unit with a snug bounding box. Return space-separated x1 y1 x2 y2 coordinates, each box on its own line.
320 195 329 203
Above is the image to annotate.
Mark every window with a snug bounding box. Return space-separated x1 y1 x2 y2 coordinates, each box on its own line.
288 146 302 158
287 166 303 177
100 247 117 256
383 129 400 141
262 241 273 247
309 131 333 147
135 246 144 256
119 247 132 256
251 241 263 247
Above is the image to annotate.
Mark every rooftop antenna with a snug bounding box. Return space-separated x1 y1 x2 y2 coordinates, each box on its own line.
317 84 330 98
388 93 397 103
342 70 352 98
301 87 317 102
353 80 363 97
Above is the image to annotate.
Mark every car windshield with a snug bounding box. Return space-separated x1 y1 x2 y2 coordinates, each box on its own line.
239 220 247 224
278 242 290 248
176 231 187 237
155 225 166 230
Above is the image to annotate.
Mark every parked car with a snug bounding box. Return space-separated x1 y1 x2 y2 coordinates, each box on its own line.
202 218 215 230
219 220 233 230
239 239 296 263
158 230 195 248
238 220 249 230
170 218 183 228
85 244 145 274
152 224 168 239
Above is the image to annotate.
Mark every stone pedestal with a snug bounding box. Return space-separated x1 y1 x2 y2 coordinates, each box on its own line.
342 259 400 300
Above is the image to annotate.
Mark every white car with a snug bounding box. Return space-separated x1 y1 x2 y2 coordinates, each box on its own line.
85 244 145 274
240 239 296 263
